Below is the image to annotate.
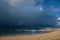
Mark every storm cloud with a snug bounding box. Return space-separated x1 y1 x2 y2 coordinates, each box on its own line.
0 0 58 29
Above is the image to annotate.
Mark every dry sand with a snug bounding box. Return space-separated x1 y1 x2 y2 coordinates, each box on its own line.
0 30 60 40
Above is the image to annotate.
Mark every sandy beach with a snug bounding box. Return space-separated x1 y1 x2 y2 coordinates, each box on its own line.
0 30 60 40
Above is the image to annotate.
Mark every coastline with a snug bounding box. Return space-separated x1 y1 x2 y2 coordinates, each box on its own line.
0 30 60 40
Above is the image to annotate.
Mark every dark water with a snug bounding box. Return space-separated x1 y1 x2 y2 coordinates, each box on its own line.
0 31 48 35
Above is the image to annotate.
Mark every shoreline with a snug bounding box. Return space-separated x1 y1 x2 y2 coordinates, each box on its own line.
0 28 60 40
0 30 60 40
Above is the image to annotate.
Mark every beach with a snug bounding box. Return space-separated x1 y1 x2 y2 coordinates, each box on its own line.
0 30 60 40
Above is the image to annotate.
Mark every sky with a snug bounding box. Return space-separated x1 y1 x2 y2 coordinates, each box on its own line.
0 0 60 29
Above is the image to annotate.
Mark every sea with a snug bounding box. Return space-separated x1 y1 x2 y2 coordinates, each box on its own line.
0 30 49 35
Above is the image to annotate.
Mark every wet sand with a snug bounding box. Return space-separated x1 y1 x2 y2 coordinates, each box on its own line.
0 30 60 40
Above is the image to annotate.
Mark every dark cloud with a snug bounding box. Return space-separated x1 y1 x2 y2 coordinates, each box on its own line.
0 0 58 29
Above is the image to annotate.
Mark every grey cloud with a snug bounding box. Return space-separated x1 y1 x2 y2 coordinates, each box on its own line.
0 0 57 27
